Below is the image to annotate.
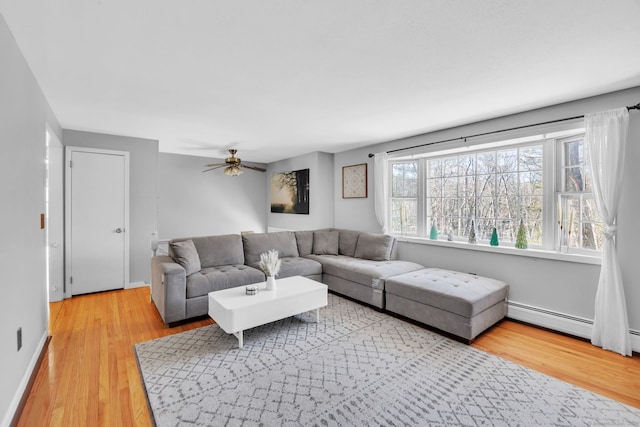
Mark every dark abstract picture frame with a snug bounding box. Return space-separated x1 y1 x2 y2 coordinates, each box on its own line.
270 168 310 214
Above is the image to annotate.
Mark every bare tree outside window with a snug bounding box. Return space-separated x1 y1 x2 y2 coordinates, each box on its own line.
423 144 543 245
391 162 418 234
559 136 603 251
388 129 602 253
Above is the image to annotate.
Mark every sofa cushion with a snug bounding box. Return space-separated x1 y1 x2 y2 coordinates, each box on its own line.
186 264 265 298
169 239 201 276
295 230 314 256
306 254 423 287
190 234 245 268
338 229 360 257
313 230 339 255
248 256 322 279
242 231 299 264
354 232 393 261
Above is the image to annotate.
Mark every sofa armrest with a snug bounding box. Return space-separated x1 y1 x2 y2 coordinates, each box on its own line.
151 255 187 324
390 237 399 260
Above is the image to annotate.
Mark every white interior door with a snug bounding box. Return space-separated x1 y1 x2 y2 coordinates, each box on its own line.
46 127 64 302
66 147 129 296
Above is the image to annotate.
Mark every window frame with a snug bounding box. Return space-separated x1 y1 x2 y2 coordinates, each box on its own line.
555 134 604 255
386 125 602 255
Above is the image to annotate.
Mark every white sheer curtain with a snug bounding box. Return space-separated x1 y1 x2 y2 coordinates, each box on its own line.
373 152 389 233
586 108 632 356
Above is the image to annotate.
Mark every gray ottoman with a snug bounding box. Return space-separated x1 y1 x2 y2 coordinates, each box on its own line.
385 268 508 341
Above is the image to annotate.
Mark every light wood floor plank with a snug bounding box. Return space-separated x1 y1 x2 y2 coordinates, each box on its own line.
14 287 639 426
472 320 640 409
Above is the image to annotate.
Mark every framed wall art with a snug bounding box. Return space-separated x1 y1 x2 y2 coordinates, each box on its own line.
270 168 310 214
342 163 368 198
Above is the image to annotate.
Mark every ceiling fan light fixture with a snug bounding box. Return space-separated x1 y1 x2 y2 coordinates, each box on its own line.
224 165 243 176
203 149 264 175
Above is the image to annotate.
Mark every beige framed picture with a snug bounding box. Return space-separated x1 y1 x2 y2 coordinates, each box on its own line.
342 163 368 198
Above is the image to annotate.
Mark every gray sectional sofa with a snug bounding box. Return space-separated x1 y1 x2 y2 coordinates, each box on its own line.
151 229 422 324
151 228 509 341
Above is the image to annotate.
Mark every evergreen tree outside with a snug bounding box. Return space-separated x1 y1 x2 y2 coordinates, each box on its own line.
515 219 528 249
490 227 499 246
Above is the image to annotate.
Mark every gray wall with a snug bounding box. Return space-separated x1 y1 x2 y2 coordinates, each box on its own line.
62 130 158 285
267 151 334 231
334 86 640 333
0 13 61 424
158 153 267 238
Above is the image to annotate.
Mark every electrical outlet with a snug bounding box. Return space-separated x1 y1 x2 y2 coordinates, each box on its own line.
17 327 22 351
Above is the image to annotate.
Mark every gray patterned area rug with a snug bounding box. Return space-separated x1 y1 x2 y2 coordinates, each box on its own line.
135 294 640 426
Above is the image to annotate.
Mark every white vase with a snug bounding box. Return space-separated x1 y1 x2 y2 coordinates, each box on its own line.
266 276 276 291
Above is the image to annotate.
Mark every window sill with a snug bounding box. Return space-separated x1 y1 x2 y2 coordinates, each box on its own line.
394 236 602 266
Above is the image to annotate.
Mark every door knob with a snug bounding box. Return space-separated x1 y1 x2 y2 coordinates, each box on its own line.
115 228 123 233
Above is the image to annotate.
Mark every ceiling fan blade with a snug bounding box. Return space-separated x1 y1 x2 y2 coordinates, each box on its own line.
205 162 226 167
241 164 267 172
202 164 228 173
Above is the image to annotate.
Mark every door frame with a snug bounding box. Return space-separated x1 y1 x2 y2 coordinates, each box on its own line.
46 125 64 302
64 146 130 298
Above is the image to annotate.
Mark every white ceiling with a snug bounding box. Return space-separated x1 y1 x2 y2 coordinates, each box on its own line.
2 1 640 163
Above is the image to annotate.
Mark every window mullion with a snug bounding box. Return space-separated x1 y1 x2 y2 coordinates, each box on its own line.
542 138 556 250
417 158 427 237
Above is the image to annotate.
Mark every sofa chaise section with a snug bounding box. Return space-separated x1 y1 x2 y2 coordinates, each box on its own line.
303 229 423 309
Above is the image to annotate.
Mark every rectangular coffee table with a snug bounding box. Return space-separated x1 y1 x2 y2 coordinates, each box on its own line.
208 276 328 348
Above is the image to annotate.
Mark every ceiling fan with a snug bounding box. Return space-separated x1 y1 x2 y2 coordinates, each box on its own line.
202 149 266 176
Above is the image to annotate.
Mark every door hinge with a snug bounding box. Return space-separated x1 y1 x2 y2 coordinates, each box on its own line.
70 276 73 284
69 160 73 168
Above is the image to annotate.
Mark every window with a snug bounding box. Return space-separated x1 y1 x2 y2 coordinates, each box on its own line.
389 127 602 253
558 135 603 251
391 162 418 234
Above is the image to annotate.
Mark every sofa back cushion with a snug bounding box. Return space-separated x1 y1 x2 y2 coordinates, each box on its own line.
294 230 314 256
169 239 201 275
172 234 245 268
242 231 299 264
337 229 360 257
312 230 339 255
354 232 394 261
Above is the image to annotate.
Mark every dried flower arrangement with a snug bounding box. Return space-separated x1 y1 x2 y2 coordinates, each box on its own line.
259 249 281 277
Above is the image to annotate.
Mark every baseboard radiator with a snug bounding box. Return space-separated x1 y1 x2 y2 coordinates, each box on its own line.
507 300 640 353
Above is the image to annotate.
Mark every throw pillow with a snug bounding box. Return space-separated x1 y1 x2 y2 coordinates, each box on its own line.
338 229 360 257
242 231 299 264
354 233 393 261
294 230 314 256
312 230 339 255
170 239 201 276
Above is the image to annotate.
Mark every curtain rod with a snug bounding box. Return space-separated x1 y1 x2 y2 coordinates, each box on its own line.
367 102 640 158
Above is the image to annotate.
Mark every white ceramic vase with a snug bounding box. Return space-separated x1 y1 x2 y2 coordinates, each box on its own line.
266 276 276 291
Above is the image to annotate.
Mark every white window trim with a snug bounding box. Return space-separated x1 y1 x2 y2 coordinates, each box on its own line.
396 235 601 265
387 120 602 260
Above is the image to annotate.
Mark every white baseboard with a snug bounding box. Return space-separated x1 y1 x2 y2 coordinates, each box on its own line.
507 300 640 353
1 331 48 427
126 281 148 289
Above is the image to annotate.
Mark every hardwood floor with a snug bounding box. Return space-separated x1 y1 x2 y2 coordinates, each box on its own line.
15 287 213 427
473 319 640 409
14 287 640 426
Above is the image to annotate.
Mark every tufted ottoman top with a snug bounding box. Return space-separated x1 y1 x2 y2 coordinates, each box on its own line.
386 268 508 317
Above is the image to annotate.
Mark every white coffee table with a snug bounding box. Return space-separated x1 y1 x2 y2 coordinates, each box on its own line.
208 276 328 348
